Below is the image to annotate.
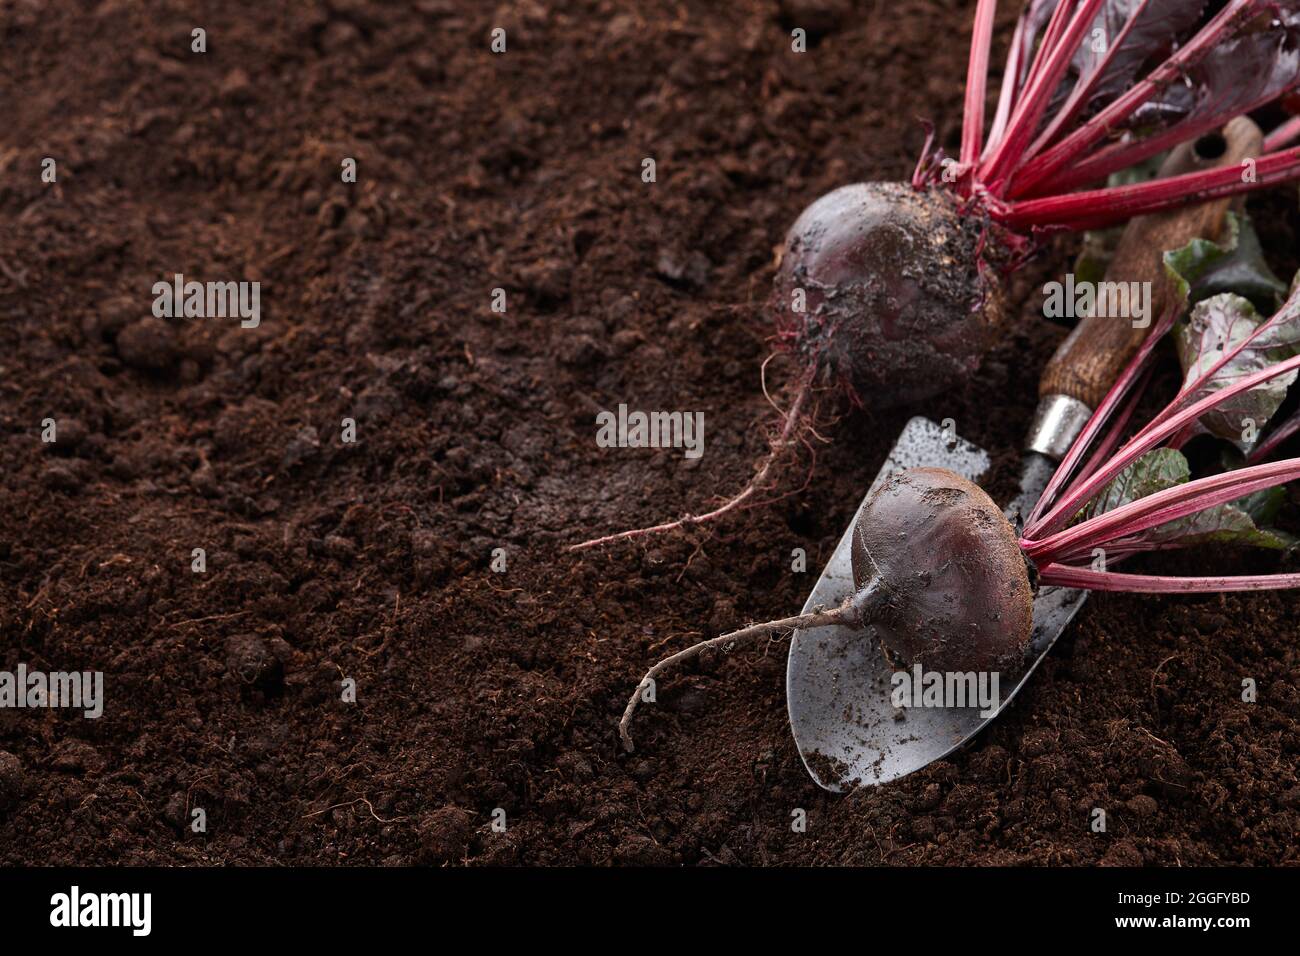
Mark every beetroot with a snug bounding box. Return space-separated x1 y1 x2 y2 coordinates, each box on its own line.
850 468 1033 674
773 183 1006 407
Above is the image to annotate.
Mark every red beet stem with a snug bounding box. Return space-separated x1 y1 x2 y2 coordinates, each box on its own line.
960 0 1000 169
1028 280 1300 538
1247 407 1300 463
1154 281 1300 433
1025 353 1300 543
1025 0 1154 161
983 13 1029 160
1037 564 1300 592
1025 304 1177 529
1027 458 1300 564
1265 116 1300 152
980 0 1107 189
1003 0 1257 198
1021 0 1082 97
1035 82 1300 198
999 145 1300 232
1068 362 1155 489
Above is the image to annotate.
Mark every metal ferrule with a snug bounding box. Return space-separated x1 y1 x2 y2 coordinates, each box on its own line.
1025 393 1093 461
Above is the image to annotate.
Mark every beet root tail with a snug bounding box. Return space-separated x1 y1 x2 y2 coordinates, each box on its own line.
617 593 864 753
569 382 812 552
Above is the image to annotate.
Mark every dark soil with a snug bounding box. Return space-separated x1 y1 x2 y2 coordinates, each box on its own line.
2 0 1299 866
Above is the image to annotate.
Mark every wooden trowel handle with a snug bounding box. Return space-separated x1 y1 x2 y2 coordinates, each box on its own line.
1039 117 1262 408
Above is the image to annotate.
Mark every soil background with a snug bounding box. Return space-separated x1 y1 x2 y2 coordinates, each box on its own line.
2 0 1299 866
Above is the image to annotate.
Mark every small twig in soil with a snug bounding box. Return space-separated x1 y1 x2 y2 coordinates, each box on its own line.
0 256 28 288
168 610 251 629
303 796 406 825
617 591 867 753
675 539 706 583
1149 653 1180 700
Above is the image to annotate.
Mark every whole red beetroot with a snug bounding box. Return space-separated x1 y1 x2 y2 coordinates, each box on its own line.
851 467 1034 674
772 182 1007 407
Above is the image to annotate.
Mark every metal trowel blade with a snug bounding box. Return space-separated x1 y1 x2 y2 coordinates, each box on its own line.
785 416 1087 792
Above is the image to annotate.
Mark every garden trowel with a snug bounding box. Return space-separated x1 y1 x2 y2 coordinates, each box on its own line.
786 118 1263 791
